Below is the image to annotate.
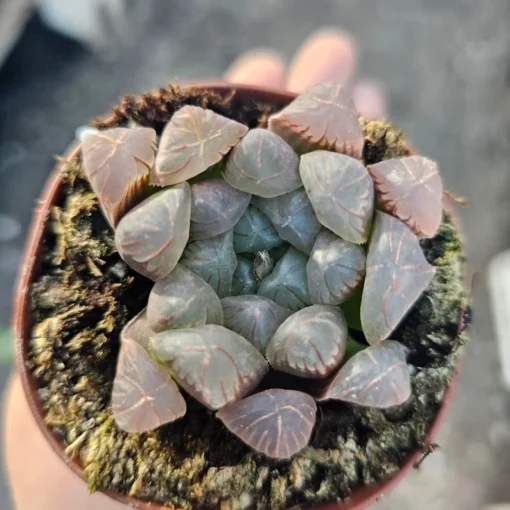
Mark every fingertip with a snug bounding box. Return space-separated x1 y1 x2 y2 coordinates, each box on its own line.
224 49 286 89
286 27 357 93
352 81 388 120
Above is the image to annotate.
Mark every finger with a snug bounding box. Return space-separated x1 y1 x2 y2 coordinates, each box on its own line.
286 27 357 93
352 81 387 120
3 374 126 510
224 49 286 88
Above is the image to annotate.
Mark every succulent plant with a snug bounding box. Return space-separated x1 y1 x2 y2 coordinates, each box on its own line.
82 82 443 460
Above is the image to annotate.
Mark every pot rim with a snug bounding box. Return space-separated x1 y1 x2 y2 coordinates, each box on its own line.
13 81 462 510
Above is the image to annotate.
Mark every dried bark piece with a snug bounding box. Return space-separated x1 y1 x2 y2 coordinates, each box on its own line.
190 178 251 240
307 230 366 305
320 340 411 408
223 128 301 198
300 151 374 244
232 256 259 295
361 212 436 344
180 229 237 298
147 264 223 332
120 308 154 351
268 82 364 158
252 189 322 255
221 295 291 353
233 205 284 254
150 325 269 410
152 106 248 186
257 247 311 311
266 305 348 378
82 127 156 227
112 337 186 433
217 389 316 459
367 155 443 238
115 183 191 281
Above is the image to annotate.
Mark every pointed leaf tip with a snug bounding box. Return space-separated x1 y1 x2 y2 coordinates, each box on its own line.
266 305 348 378
152 106 248 186
321 340 411 408
82 126 156 227
115 183 191 281
217 389 316 459
367 155 443 238
112 337 186 433
361 211 436 344
268 82 364 157
150 325 269 410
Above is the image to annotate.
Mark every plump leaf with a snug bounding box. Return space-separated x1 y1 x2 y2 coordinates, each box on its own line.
300 151 374 244
190 178 251 240
233 205 284 254
112 337 186 433
147 264 223 332
82 127 156 227
221 295 291 353
115 183 191 280
120 308 154 351
252 189 322 254
216 389 316 459
367 156 443 238
266 305 348 378
180 229 237 297
232 256 259 295
320 340 411 408
152 106 248 186
307 230 366 305
150 325 269 410
257 247 311 311
223 128 301 198
268 82 364 158
361 211 436 344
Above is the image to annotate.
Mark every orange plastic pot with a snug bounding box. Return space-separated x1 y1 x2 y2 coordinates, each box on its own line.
14 83 464 510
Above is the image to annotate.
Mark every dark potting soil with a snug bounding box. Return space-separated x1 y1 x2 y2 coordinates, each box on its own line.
27 86 468 510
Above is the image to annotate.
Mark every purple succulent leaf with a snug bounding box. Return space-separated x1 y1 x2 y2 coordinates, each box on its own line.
147 264 223 333
216 389 316 459
190 178 251 240
252 189 322 255
361 211 436 344
233 205 284 254
268 83 364 158
266 305 348 379
367 156 443 239
112 337 186 433
307 230 366 305
152 106 248 186
115 183 191 280
221 295 291 353
120 308 154 351
320 340 411 408
180 229 237 298
232 256 259 295
257 247 311 311
150 325 269 410
299 151 374 244
223 128 301 198
82 127 157 227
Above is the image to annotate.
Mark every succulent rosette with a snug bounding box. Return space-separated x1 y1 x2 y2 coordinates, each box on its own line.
82 82 445 461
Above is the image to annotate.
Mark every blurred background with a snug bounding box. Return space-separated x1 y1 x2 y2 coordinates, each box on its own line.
0 0 509 509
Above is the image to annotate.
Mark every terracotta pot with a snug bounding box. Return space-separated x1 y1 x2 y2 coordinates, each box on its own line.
14 83 463 510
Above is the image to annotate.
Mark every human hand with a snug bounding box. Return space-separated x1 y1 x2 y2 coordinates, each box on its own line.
2 27 386 510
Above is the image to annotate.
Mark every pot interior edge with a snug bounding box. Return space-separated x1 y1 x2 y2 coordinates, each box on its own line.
12 83 460 510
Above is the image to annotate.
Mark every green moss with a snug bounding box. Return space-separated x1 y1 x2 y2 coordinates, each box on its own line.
28 85 468 509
